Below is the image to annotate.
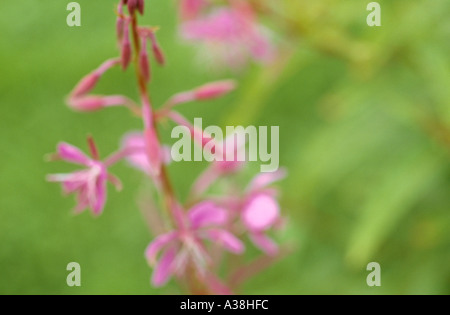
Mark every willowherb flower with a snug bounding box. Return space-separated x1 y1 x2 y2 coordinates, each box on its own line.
180 4 276 69
241 169 287 255
179 0 208 20
47 138 122 216
145 201 244 286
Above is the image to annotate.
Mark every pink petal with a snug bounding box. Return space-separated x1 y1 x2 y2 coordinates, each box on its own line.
121 132 150 174
145 127 162 176
194 80 236 100
242 193 280 231
249 233 278 256
248 168 287 192
151 248 177 287
179 0 207 20
204 229 245 254
188 201 227 229
57 143 91 165
145 231 178 264
91 175 107 216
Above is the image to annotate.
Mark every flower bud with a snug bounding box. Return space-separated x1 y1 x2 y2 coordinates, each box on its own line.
148 32 165 65
139 37 151 83
121 20 132 70
68 95 129 112
194 80 236 100
70 59 120 97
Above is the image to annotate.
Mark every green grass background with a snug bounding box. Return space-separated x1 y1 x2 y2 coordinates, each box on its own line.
0 0 449 294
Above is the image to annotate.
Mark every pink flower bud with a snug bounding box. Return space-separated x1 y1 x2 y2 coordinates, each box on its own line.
127 0 138 14
121 20 132 70
139 37 151 83
68 95 129 112
70 59 120 98
194 80 236 100
148 32 165 65
137 0 145 15
116 2 125 42
180 0 206 20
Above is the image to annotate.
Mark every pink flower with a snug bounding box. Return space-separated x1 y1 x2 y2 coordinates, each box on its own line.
179 0 208 20
145 201 244 286
120 132 171 175
181 6 275 69
47 138 121 216
241 169 286 256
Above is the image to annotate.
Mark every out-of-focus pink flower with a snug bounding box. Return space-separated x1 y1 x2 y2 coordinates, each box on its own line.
181 6 275 69
162 80 236 111
120 132 171 175
241 169 286 255
145 201 244 286
47 140 121 216
179 0 208 20
190 130 246 196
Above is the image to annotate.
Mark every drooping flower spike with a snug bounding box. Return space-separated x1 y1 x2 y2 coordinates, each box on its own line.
50 0 287 294
145 201 244 286
47 137 122 216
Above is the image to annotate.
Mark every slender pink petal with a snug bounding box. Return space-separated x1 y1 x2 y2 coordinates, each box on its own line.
91 175 107 215
57 143 91 165
152 247 177 287
191 165 219 196
249 233 278 256
121 132 150 173
204 229 245 254
194 80 236 100
145 231 179 264
68 95 131 112
249 168 287 192
145 127 162 176
242 193 280 231
188 201 227 229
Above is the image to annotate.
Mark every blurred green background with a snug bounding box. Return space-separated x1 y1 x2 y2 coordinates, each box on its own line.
0 0 449 294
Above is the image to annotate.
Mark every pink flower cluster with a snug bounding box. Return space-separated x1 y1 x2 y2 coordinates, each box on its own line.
48 0 286 294
179 0 276 70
